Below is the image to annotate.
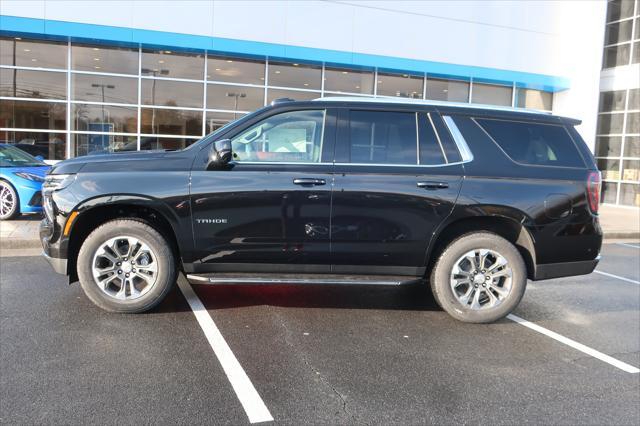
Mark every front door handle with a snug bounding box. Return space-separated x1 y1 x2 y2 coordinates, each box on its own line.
417 181 449 189
293 178 326 186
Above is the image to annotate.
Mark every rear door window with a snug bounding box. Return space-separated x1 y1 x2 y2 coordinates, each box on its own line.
476 118 585 168
347 110 417 165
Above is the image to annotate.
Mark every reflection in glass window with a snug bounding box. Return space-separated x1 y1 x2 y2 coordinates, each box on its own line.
605 20 634 45
268 62 321 90
597 113 624 134
267 88 319 103
634 41 640 64
205 111 239 134
141 79 203 108
629 89 639 110
624 136 640 157
601 181 618 204
0 100 66 130
595 136 623 157
598 158 621 180
142 49 204 80
0 131 66 160
324 67 374 94
0 68 67 100
207 84 264 111
472 83 513 106
231 110 325 162
72 104 138 133
376 72 423 98
620 183 640 206
626 111 640 133
419 115 446 165
622 159 640 181
348 111 417 165
426 78 469 102
72 134 138 157
599 90 627 111
515 88 553 111
603 44 631 68
72 43 138 74
0 37 67 69
72 74 138 104
207 56 265 85
140 108 202 136
606 0 635 22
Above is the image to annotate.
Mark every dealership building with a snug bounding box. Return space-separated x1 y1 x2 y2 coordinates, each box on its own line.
0 0 638 206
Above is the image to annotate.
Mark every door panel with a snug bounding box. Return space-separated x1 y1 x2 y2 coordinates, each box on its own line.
331 165 462 267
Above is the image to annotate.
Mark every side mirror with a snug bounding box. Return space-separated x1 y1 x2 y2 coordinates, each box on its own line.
207 138 232 170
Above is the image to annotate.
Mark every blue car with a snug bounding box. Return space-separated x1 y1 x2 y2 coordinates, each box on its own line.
0 144 50 220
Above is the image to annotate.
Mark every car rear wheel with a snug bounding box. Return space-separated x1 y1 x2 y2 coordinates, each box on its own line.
0 181 19 220
77 219 176 313
430 232 527 323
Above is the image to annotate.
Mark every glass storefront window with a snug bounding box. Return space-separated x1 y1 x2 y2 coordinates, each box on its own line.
596 136 623 157
603 44 631 68
267 88 319 103
142 49 205 80
72 133 138 157
622 159 640 181
0 131 66 160
140 108 202 136
426 78 469 102
0 37 67 69
471 83 513 106
72 104 138 133
620 183 640 206
0 100 66 130
601 181 618 204
599 90 627 111
324 67 374 94
376 71 423 98
598 158 621 180
268 62 321 90
141 79 204 108
597 113 625 134
72 74 138 104
72 43 138 75
624 136 640 157
629 88 639 110
0 68 66 100
205 111 240 134
206 84 264 111
515 88 553 110
633 41 640 64
605 20 634 45
626 111 640 133
606 0 635 22
207 56 265 85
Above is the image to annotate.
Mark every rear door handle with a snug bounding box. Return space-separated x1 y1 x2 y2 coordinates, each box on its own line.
417 181 449 189
293 178 326 186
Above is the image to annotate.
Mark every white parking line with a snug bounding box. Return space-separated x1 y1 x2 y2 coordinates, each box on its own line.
594 270 640 285
616 242 640 249
507 314 640 374
177 275 274 424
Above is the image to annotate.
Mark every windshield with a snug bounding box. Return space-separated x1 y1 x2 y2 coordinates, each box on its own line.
0 145 46 167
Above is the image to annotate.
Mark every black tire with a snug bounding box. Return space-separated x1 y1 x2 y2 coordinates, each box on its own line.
0 180 20 220
430 232 527 323
77 219 176 313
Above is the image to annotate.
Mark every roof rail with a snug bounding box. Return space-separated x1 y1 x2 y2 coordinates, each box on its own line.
311 96 551 115
270 97 296 106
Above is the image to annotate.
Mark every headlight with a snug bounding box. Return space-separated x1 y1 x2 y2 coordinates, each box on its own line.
43 174 76 193
13 172 44 182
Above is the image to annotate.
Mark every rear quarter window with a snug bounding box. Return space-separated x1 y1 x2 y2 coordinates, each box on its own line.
476 118 585 168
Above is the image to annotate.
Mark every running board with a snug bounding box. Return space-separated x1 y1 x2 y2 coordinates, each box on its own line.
186 273 423 286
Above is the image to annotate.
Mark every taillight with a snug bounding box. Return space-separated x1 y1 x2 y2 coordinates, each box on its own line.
587 171 601 214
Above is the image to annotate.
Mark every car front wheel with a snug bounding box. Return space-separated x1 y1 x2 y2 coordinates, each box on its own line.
430 232 527 323
77 219 176 313
0 181 19 220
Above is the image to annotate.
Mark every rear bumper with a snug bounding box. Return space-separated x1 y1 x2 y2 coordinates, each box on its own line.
42 250 67 275
533 256 600 281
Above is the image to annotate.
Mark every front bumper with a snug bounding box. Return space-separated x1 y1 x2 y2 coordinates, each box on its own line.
42 250 67 275
533 256 600 281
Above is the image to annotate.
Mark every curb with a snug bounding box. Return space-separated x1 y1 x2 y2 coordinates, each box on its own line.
603 232 640 240
0 239 42 250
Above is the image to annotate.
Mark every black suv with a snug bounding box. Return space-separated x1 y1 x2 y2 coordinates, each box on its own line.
41 98 602 323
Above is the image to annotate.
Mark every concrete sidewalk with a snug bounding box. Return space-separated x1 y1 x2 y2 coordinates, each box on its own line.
1 206 638 251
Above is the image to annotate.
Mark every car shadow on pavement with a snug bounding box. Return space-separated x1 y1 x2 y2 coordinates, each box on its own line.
153 281 442 313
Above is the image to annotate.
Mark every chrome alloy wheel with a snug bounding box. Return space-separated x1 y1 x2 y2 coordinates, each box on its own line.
91 236 159 300
0 183 16 218
450 249 513 310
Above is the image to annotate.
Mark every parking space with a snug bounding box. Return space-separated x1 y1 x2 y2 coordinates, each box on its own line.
1 243 639 424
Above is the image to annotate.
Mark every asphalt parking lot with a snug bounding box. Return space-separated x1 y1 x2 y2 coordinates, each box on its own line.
1 243 639 425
